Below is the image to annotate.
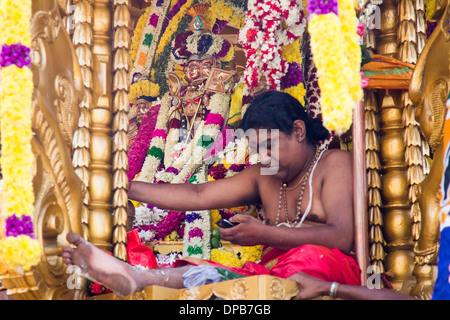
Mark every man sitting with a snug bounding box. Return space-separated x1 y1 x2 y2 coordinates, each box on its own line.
62 91 360 296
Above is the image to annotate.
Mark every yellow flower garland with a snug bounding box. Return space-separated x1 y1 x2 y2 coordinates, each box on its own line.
308 0 362 134
281 39 307 106
0 0 41 271
129 6 153 70
211 245 263 267
205 0 245 29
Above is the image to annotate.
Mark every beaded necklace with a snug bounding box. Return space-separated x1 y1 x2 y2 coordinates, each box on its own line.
275 147 321 225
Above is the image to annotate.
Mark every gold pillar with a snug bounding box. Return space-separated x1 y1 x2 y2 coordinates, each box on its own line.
111 0 131 260
376 0 399 57
89 0 114 251
379 90 415 293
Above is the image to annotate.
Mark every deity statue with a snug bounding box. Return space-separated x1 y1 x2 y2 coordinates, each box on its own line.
127 95 157 145
409 0 450 299
127 3 239 248
167 53 223 142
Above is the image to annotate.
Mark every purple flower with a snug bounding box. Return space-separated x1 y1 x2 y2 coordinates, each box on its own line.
0 43 31 69
185 212 203 223
198 34 213 54
307 0 338 16
215 40 231 58
280 62 303 90
212 19 229 34
5 214 35 238
166 167 179 175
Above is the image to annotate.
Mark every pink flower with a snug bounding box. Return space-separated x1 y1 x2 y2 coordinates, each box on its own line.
149 13 159 28
205 113 225 128
357 23 365 36
360 72 369 89
152 129 167 139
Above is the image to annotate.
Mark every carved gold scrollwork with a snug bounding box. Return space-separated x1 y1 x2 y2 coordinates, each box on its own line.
31 9 62 43
54 73 80 148
427 79 448 151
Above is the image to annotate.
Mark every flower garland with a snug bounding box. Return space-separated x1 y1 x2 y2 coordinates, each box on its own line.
211 245 263 267
126 103 162 181
280 39 306 106
238 0 306 92
129 0 172 87
307 0 362 134
205 0 246 29
0 0 41 272
152 0 195 96
130 6 152 72
129 0 194 102
182 165 211 259
171 29 234 65
134 93 231 242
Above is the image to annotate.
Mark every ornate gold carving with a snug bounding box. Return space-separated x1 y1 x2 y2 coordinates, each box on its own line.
398 0 418 63
0 0 88 300
54 73 80 147
230 279 249 300
111 0 131 261
72 0 94 241
416 0 426 55
269 278 285 299
365 90 385 273
408 1 450 297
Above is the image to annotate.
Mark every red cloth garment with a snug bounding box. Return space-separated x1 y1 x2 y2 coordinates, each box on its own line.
126 230 158 269
175 244 361 286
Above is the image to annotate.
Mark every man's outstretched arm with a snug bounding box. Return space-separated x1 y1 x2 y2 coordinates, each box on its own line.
127 164 261 212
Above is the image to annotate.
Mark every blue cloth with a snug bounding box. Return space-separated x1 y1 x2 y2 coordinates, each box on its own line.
432 227 450 300
182 266 222 288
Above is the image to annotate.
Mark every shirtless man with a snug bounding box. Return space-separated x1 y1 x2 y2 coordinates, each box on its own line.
62 91 359 297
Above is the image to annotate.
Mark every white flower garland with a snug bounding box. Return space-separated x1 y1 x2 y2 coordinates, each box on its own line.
136 93 171 183
238 0 306 92
182 165 211 259
133 92 231 242
185 31 224 58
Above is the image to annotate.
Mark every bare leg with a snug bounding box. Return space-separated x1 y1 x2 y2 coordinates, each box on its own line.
62 232 191 296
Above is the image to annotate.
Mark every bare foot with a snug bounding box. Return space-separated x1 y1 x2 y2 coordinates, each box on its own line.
62 232 138 296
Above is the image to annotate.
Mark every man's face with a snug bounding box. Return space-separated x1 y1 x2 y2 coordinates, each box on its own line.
247 128 303 180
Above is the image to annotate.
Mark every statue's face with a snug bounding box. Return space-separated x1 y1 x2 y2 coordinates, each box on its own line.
135 99 150 114
185 60 201 83
185 57 219 84
200 58 215 78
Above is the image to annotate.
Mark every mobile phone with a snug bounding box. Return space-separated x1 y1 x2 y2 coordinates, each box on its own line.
217 219 239 229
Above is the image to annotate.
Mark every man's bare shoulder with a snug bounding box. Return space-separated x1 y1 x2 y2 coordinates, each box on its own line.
320 149 353 172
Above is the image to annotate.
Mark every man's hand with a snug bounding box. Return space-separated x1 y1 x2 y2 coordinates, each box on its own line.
219 215 267 247
288 272 330 300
